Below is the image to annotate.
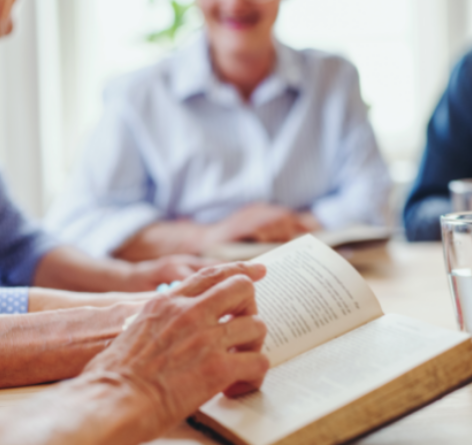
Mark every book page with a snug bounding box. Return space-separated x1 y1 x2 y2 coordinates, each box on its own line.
251 235 383 366
199 314 470 445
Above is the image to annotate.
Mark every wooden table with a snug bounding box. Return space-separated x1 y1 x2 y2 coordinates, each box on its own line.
354 242 472 445
1 241 471 444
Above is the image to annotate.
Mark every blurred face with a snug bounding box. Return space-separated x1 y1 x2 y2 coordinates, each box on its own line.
197 0 280 54
0 0 15 37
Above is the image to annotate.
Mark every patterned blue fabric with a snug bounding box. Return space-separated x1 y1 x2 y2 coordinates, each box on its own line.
0 287 28 314
0 174 57 286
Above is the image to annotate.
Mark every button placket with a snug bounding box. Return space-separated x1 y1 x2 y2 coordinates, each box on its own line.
237 104 273 203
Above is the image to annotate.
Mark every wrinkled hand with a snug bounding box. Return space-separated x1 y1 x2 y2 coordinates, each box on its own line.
84 262 269 439
213 203 314 243
124 255 218 292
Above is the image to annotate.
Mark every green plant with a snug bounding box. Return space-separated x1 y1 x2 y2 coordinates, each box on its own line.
146 0 196 44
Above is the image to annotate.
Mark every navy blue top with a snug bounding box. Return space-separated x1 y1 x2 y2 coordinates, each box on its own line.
0 174 55 286
404 50 472 241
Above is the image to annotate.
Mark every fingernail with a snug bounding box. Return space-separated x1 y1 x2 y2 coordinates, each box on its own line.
156 283 170 293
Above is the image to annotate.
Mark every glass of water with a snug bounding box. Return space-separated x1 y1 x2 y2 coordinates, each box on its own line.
441 212 472 332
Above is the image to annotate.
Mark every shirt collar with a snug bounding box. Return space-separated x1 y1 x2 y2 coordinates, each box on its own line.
170 32 304 104
273 40 304 90
170 32 215 101
251 41 304 106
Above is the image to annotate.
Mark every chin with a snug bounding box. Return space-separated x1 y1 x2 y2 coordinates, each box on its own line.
214 27 264 53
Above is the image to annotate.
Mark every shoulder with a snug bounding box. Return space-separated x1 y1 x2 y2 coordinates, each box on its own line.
448 49 472 98
297 47 359 82
281 45 361 95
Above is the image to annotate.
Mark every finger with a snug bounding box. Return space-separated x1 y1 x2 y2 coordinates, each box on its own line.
178 265 199 280
224 379 265 398
191 258 221 271
217 316 267 351
172 255 219 270
196 274 259 322
222 352 270 398
158 257 222 284
176 262 266 297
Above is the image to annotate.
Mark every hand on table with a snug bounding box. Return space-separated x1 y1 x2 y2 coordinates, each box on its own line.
33 246 216 293
122 254 218 292
213 203 321 243
84 262 269 439
113 205 323 263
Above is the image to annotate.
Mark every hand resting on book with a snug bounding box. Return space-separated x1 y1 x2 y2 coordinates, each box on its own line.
0 262 270 445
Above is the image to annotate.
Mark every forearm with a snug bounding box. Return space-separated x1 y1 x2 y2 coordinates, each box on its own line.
0 303 142 388
33 246 135 292
0 371 160 445
28 288 154 312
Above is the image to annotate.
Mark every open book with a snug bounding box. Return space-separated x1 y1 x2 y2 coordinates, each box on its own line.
203 225 392 267
193 235 472 445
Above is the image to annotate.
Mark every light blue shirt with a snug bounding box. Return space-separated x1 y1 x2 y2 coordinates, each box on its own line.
46 34 390 257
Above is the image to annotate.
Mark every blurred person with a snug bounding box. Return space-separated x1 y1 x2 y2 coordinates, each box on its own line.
0 262 270 445
46 0 391 262
404 50 472 241
0 0 212 387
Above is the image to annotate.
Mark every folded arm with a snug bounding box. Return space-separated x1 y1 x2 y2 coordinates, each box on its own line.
33 246 213 292
114 204 322 262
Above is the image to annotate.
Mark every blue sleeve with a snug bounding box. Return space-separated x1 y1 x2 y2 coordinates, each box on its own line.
0 288 29 314
0 175 57 286
404 51 472 241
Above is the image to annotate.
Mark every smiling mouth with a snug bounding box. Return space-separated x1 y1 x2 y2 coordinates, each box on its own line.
220 14 260 30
